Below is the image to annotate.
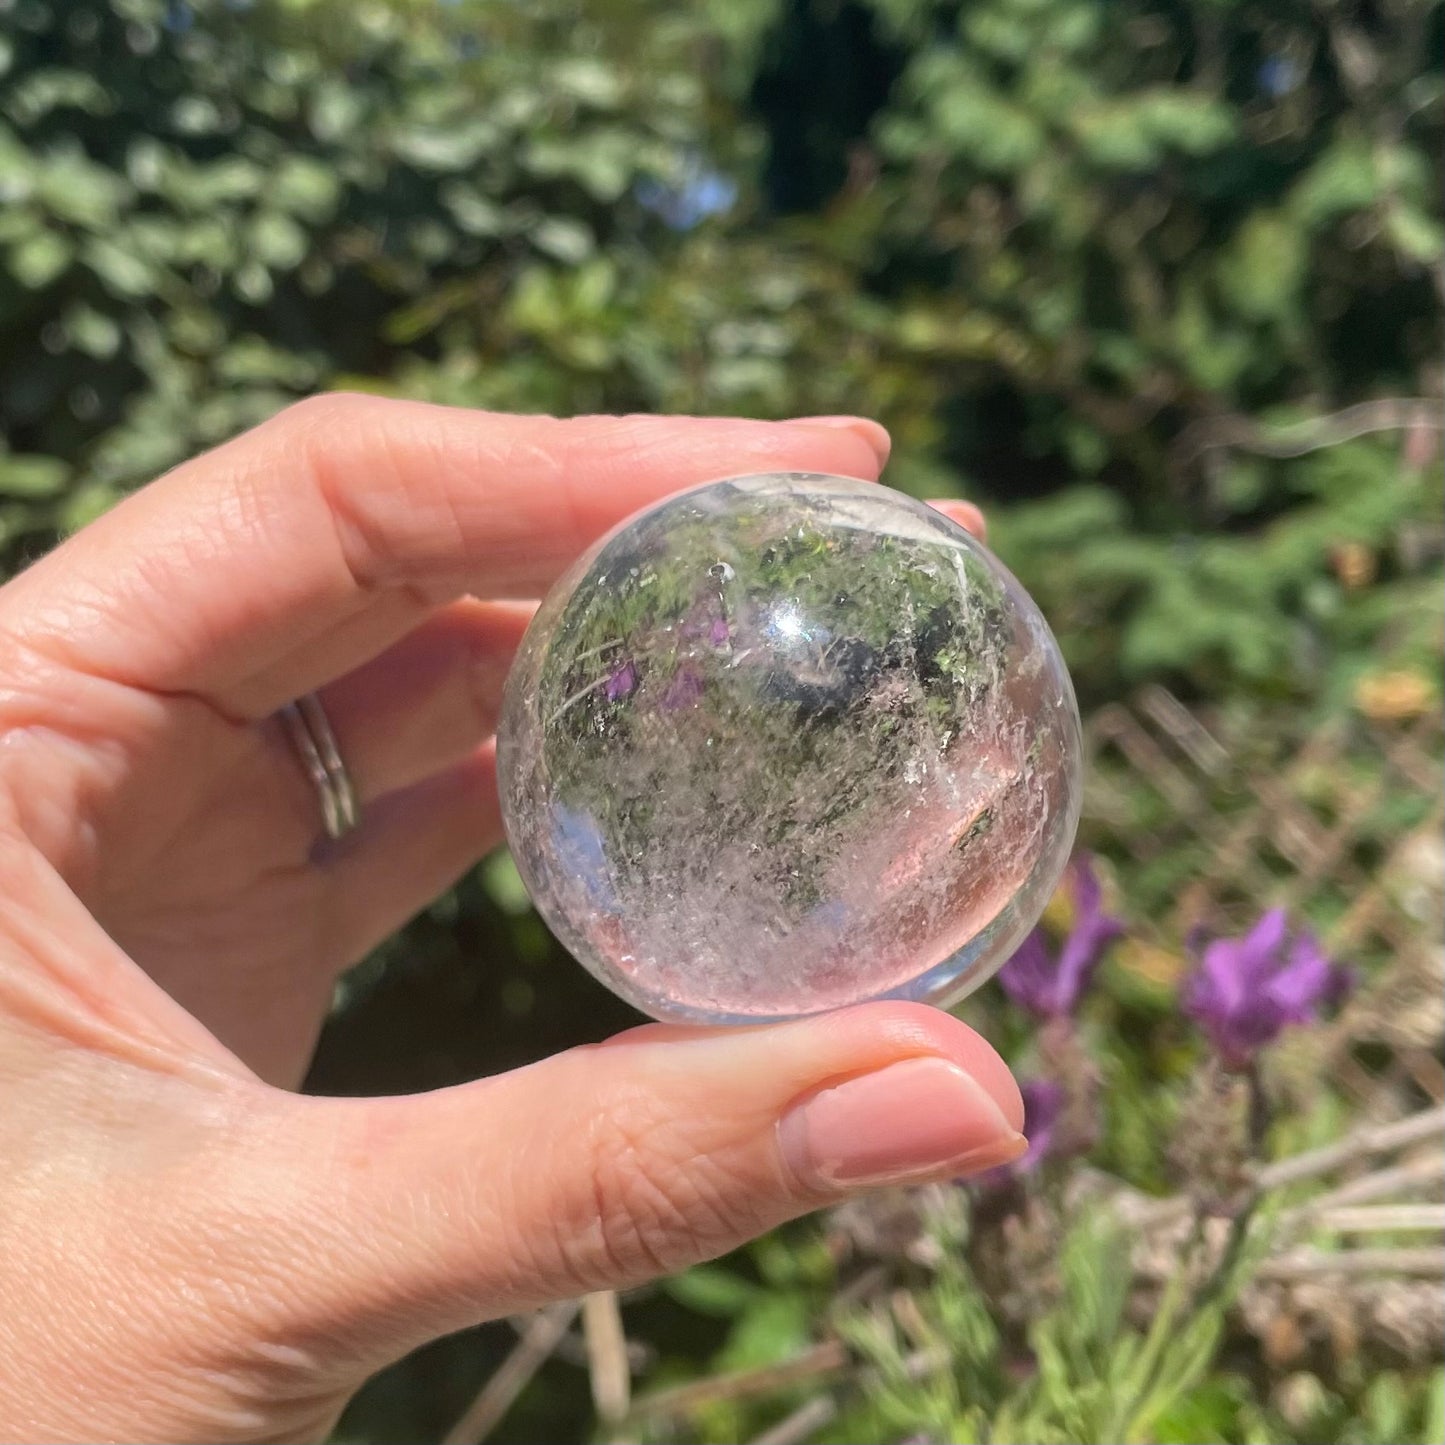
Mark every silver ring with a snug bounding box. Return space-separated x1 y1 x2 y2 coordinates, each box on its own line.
280 693 361 840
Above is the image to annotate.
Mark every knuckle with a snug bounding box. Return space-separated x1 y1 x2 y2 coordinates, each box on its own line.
271 390 378 438
278 395 398 594
272 392 457 604
547 1097 766 1294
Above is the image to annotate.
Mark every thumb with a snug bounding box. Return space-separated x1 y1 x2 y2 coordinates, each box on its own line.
243 1002 1023 1373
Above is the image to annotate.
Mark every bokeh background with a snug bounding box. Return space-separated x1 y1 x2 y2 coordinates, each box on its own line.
1 1 1441 1441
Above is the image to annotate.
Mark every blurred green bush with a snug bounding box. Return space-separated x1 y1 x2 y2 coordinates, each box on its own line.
2 0 1440 706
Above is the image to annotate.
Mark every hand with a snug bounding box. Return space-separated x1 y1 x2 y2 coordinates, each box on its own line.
0 397 1019 1443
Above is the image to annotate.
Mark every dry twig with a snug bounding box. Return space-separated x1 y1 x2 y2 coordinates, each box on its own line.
747 1396 839 1445
741 1345 948 1445
1136 1104 1445 1226
583 1290 633 1441
441 1301 580 1445
1256 1247 1445 1280
1171 397 1443 479
1306 1154 1445 1213
1312 1204 1445 1233
1259 1106 1445 1191
631 1341 849 1423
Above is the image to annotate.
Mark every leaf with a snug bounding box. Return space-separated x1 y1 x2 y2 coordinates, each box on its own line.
36 152 131 228
1217 211 1305 321
530 216 594 264
64 304 122 359
0 124 33 204
1070 102 1155 170
126 136 169 191
1171 282 1253 390
1361 1371 1411 1443
10 230 72 288
716 1292 811 1371
1385 204 1445 264
1424 1368 1445 1445
440 182 503 237
551 57 624 109
179 157 264 210
662 1265 761 1319
59 479 125 534
233 260 274 305
0 453 69 499
935 86 1044 171
1291 138 1380 223
215 337 317 386
391 120 501 172
523 132 635 202
307 80 365 143
480 851 533 917
270 157 341 221
1134 90 1236 153
82 237 155 298
250 212 308 270
7 67 111 120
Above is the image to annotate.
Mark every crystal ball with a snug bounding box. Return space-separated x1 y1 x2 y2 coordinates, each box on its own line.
498 472 1082 1024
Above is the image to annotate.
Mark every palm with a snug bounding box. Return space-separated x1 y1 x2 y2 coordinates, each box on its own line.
71 697 341 1085
16 631 507 1086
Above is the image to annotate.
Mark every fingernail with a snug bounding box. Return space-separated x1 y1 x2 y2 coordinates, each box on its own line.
927 498 988 541
778 1057 1026 1192
790 415 892 468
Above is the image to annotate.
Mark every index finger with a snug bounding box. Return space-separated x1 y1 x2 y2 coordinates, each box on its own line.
2 397 890 717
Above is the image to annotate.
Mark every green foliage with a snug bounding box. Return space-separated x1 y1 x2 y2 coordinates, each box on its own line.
0 0 731 558
992 435 1440 706
828 1209 1251 1445
8 0 1424 701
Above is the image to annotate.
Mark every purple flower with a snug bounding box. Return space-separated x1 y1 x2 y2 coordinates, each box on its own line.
973 1077 1066 1190
661 664 704 711
998 856 1124 1018
1183 909 1352 1070
604 661 638 702
1017 1078 1067 1172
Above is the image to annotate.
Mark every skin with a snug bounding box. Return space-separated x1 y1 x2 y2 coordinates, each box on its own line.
0 397 1010 1444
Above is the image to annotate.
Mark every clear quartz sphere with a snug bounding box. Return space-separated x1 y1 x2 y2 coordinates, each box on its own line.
498 472 1082 1024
